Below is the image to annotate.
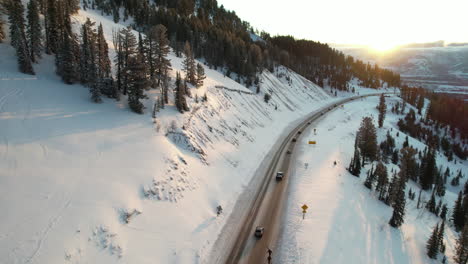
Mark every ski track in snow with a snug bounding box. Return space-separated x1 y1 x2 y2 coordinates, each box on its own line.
0 87 21 112
24 199 72 264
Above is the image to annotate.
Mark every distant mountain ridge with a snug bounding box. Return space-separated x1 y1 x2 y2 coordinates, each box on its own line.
337 45 468 96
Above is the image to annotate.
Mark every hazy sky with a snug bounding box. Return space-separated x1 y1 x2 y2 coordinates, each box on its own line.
217 0 468 50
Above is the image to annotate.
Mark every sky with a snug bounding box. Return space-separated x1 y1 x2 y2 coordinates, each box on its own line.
217 0 468 51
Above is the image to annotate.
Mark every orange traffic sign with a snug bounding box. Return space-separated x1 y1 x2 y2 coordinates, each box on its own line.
302 204 308 211
308 141 316 145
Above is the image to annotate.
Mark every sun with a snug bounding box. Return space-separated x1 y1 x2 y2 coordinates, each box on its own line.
368 41 397 53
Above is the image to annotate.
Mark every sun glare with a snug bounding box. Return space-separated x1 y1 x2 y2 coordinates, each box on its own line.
368 41 397 53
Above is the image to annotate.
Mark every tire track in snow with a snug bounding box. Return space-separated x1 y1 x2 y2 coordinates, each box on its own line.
0 77 37 81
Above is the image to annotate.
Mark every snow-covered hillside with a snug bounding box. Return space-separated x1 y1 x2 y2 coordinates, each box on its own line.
0 7 341 264
277 95 467 263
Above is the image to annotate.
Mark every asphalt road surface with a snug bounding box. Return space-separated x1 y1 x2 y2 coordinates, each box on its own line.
225 94 383 264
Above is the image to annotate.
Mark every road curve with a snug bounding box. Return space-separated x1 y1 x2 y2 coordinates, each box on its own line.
224 94 383 264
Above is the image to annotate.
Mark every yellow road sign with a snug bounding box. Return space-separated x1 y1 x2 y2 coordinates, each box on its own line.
302 204 308 211
308 141 316 145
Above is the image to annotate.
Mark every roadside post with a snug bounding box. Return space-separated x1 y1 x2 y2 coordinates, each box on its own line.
302 204 308 219
267 248 272 264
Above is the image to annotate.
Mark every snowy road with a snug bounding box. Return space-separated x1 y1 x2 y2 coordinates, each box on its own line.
224 94 383 264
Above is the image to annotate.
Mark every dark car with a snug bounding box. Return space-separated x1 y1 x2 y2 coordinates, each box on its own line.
276 171 284 181
255 226 264 238
297 131 302 134
292 138 297 142
286 150 292 154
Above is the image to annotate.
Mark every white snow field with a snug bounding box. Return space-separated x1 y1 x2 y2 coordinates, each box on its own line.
277 95 467 264
0 7 345 263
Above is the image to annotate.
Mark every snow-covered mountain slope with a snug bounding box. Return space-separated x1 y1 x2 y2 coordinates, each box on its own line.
0 8 339 264
277 95 467 264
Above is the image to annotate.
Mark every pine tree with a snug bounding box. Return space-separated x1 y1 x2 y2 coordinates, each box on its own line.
452 176 462 187
375 162 389 201
453 224 468 264
120 26 138 95
426 192 437 215
391 149 399 164
196 63 206 87
416 189 422 209
45 0 59 54
174 72 189 113
348 133 362 177
348 147 361 177
182 41 196 85
5 0 34 74
420 149 437 190
403 136 409 148
138 32 145 57
440 204 448 220
80 19 98 84
377 93 386 128
438 221 445 253
0 4 5 42
389 175 406 227
113 29 123 93
435 174 446 197
27 0 42 63
96 23 111 78
64 0 80 14
386 172 399 206
145 24 171 87
161 73 169 105
357 116 378 164
55 1 79 84
152 98 159 119
58 32 79 84
436 200 442 216
452 191 465 232
426 223 439 259
183 78 191 98
125 54 149 113
364 164 376 190
399 147 418 182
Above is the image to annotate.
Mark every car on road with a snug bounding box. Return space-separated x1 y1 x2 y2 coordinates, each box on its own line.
276 171 284 181
254 226 264 238
286 150 292 154
320 112 324 116
297 131 302 134
292 138 297 142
